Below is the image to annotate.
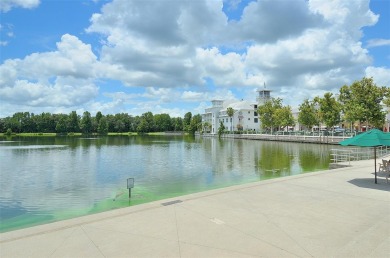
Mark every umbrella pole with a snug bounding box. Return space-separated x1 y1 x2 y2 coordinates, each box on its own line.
374 147 377 184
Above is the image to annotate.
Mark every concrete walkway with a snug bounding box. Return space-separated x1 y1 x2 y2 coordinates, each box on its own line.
1 159 389 257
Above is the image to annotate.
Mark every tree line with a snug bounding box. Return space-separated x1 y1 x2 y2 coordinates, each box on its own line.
1 77 388 136
257 77 389 132
0 110 202 135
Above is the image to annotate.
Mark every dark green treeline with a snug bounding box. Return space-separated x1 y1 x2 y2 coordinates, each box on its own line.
0 111 202 135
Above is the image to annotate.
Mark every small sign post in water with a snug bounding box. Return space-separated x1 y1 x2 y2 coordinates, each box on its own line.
127 178 134 198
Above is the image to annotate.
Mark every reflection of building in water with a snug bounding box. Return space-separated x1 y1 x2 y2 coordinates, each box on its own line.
384 104 390 132
202 138 331 177
201 87 272 134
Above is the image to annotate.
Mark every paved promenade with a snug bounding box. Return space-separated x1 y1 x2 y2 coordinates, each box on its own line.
1 159 389 257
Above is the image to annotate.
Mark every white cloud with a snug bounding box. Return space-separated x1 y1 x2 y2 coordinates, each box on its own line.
0 23 15 47
86 0 378 94
365 66 390 86
230 0 323 43
0 34 98 83
0 34 99 110
87 0 225 89
1 0 388 117
367 39 390 48
0 0 40 12
308 0 378 39
181 91 206 102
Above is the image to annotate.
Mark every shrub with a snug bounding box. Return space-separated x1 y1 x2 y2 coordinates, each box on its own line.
5 128 12 135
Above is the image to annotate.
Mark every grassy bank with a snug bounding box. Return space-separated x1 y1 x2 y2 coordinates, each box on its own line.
0 132 60 137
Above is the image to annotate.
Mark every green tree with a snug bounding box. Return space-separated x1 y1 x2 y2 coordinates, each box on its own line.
0 118 5 133
218 121 225 138
274 105 295 131
257 98 282 133
5 128 12 135
16 112 37 133
383 87 390 107
80 111 93 134
188 114 202 135
10 112 28 133
114 119 125 133
298 99 318 130
93 111 103 133
183 112 192 131
171 117 183 131
135 112 154 133
95 111 103 124
105 114 115 132
136 118 149 134
226 107 234 132
97 116 108 135
130 116 141 132
143 112 155 132
317 93 341 129
35 112 55 133
202 121 211 133
154 113 172 132
55 114 68 134
67 111 80 133
3 116 19 133
339 77 387 130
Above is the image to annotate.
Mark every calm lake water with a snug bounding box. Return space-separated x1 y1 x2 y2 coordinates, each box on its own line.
0 135 332 232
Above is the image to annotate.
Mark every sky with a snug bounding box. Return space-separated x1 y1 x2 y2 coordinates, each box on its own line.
0 0 389 118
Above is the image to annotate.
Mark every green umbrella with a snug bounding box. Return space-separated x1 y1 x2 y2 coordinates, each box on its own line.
340 129 390 184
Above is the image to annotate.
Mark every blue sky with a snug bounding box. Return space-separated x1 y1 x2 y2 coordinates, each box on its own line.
0 0 389 118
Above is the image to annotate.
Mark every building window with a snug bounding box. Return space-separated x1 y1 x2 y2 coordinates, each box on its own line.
254 118 258 123
248 118 250 120
254 112 258 116
230 118 232 122
248 111 250 114
254 105 257 108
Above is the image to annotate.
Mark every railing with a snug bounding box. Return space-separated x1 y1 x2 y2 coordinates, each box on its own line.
201 132 352 144
330 146 390 165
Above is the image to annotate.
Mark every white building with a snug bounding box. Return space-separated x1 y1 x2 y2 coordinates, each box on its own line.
202 89 271 134
384 105 390 132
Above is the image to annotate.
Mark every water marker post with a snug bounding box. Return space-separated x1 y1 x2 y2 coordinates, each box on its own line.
127 178 134 198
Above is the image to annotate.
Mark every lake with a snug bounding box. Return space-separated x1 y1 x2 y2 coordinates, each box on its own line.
0 135 332 232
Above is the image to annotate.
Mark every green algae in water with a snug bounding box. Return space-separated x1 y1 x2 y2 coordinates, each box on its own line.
0 214 54 233
0 170 324 233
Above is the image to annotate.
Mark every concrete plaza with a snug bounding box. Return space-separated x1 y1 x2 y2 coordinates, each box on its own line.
1 158 389 257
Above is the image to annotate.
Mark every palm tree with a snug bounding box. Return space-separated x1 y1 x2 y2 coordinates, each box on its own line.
227 107 234 133
202 122 211 133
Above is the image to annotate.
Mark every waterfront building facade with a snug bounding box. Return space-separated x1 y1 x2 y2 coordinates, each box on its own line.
202 89 271 134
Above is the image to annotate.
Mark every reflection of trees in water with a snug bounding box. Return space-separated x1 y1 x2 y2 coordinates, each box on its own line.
236 139 244 168
212 138 229 175
257 142 293 176
202 138 239 175
3 135 199 149
298 144 331 172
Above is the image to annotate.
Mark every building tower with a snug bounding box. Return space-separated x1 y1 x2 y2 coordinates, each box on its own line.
256 82 271 105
